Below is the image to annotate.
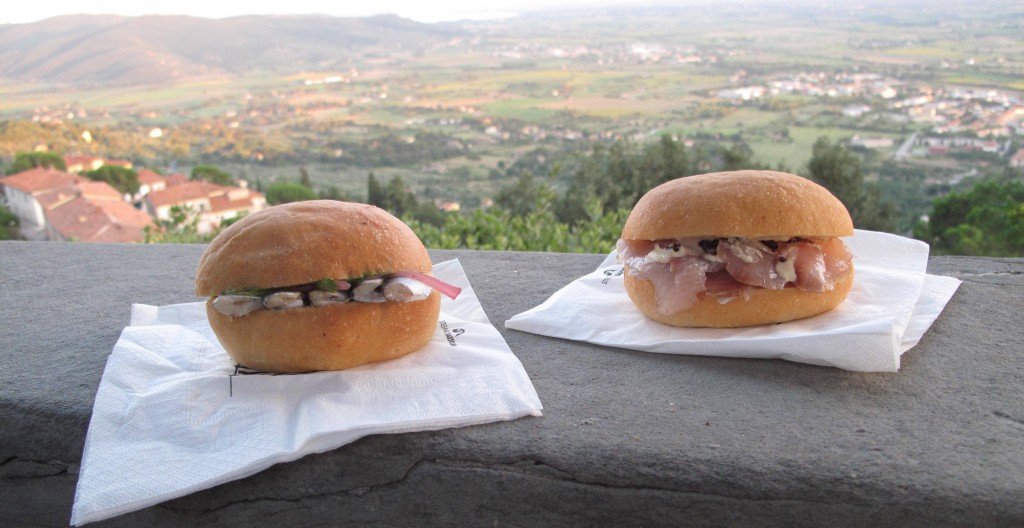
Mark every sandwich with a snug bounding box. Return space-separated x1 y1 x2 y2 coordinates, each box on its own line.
195 200 461 373
616 170 854 328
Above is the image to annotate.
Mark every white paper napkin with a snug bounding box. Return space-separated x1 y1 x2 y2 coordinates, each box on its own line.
505 230 961 372
71 259 543 526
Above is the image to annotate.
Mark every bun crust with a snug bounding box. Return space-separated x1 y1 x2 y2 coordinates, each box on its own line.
196 200 431 296
623 271 854 328
195 200 440 372
622 170 854 240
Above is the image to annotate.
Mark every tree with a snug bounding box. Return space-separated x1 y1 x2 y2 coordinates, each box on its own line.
367 172 386 207
9 152 66 174
144 205 213 244
0 203 20 240
719 142 755 171
914 180 1024 256
85 165 140 196
265 181 319 205
640 134 690 190
494 170 555 217
806 137 897 232
385 175 416 217
191 164 235 186
319 185 355 202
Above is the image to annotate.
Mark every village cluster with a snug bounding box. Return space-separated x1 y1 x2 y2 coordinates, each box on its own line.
0 156 266 242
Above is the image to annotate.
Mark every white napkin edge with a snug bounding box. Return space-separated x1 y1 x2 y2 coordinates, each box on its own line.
504 231 962 372
900 273 961 353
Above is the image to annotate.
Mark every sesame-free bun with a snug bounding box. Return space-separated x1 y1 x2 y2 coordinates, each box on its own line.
622 170 854 241
196 200 432 297
195 200 440 372
623 270 854 328
621 171 854 328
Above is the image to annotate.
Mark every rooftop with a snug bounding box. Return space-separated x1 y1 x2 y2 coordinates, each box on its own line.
0 168 84 194
45 197 154 242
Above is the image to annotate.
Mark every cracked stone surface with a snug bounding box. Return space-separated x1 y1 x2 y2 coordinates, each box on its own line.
1 241 1022 527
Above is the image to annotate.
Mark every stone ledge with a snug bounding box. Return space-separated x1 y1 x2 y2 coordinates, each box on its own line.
1 241 1022 527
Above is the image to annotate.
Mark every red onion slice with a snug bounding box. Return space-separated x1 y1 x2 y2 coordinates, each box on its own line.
386 271 463 299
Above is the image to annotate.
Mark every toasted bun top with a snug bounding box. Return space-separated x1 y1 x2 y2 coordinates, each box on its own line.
622 170 854 240
195 200 431 296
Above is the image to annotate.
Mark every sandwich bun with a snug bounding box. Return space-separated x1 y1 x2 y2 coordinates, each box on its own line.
623 270 854 328
621 170 854 328
195 200 440 372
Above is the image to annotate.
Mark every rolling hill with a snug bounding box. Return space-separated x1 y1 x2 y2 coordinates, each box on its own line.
0 14 465 86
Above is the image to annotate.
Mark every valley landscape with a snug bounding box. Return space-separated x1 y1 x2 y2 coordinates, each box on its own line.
1 0 1022 253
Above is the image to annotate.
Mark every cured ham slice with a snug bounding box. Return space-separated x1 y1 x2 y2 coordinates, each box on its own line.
616 238 656 276
703 270 753 302
718 239 788 290
781 238 853 293
617 235 854 315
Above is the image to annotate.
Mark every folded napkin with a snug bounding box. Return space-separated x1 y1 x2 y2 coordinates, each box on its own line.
71 259 543 526
506 230 961 372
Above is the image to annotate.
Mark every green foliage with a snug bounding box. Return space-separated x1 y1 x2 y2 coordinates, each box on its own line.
415 133 774 252
191 164 235 186
367 172 385 206
144 205 215 244
549 135 765 225
0 203 20 240
85 165 140 195
409 200 628 253
914 180 1024 256
9 151 66 174
494 170 557 217
385 176 417 217
366 173 446 227
318 185 354 202
266 180 319 205
806 137 897 232
329 131 466 167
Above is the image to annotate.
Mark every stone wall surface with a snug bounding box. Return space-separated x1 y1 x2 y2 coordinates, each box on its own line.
1 241 1022 527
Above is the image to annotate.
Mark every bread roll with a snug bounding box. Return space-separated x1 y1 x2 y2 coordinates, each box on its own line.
195 200 441 372
620 171 855 328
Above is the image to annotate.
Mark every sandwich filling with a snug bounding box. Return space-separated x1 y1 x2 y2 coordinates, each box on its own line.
211 271 461 317
616 236 853 315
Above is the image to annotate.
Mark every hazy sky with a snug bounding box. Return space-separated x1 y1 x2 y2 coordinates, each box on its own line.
0 0 658 24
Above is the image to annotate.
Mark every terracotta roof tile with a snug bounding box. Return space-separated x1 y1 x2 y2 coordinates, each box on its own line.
46 196 153 243
76 181 124 201
145 181 223 208
163 174 189 187
0 168 84 194
137 169 166 186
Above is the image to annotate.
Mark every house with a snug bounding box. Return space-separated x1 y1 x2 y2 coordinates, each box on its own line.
850 136 895 149
62 155 134 173
143 181 266 235
134 169 167 201
1010 149 1024 169
62 155 105 173
0 168 88 239
44 195 154 243
0 168 154 242
104 159 133 169
843 105 872 118
163 173 189 187
716 86 766 101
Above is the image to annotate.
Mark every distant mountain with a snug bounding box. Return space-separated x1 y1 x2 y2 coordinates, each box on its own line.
0 14 465 86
